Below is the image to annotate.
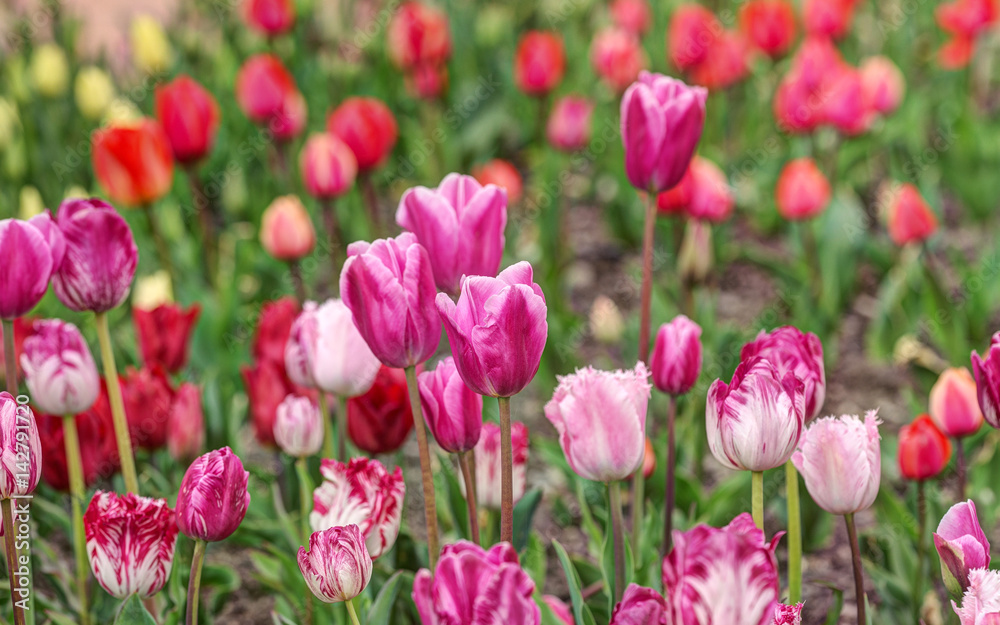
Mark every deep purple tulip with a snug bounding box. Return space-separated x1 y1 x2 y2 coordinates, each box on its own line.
0 219 55 319
418 356 483 454
741 326 826 421
650 315 702 396
175 447 250 542
972 332 1000 429
934 500 991 596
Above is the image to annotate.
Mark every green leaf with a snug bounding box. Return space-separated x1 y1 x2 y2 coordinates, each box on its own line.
552 540 597 625
114 594 157 625
512 488 543 552
367 571 409 625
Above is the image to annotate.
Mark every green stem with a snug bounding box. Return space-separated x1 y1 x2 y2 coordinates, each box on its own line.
786 461 802 604
2 319 16 395
184 166 219 288
459 451 481 545
638 191 656 365
319 394 335 460
345 598 361 625
2 498 27 625
608 481 626 606
142 204 175 285
360 174 382 238
663 395 678 556
912 480 926 618
289 261 308 303
63 414 90 625
336 395 347 461
321 198 345 280
95 312 139 494
404 366 439 570
497 396 514 545
845 513 867 625
186 539 207 625
955 439 966 501
295 457 313 544
752 471 764 531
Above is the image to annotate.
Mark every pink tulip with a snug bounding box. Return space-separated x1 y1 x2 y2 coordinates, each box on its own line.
620 71 707 193
609 584 668 624
396 173 508 295
413 541 541 625
298 524 372 603
83 490 178 599
340 233 440 368
386 1 452 71
885 182 938 246
792 410 881 515
669 5 723 70
931 368 984 438
514 31 566 96
235 54 296 124
21 319 99 415
167 383 203 462
176 447 250 542
935 500 991 596
260 195 316 261
544 595 575 625
774 603 804 624
803 0 858 39
860 56 905 115
545 363 650 482
300 133 358 200
684 157 734 223
707 357 805 472
776 158 831 221
952 568 1000 624
274 395 324 458
270 89 307 141
474 421 528 509
663 513 782 624
327 97 398 172
243 0 296 36
611 0 653 35
29 210 66 268
824 66 871 136
741 326 826 421
310 457 405 559
437 262 547 397
547 95 594 152
418 356 483 454
284 299 381 396
650 315 702 396
591 28 648 94
53 198 138 313
0 392 41 498
0 219 55 319
972 333 1000 429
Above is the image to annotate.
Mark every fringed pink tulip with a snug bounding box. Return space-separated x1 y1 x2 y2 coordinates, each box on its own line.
474 421 528 509
651 315 702 396
741 325 826 421
0 392 41 497
396 173 508 295
298 524 372 603
310 458 405 559
935 500 991 596
610 584 668 624
133 303 201 373
931 367 984 438
83 491 178 598
952 568 1000 623
274 395 323 458
0 219 55 319
972 333 1000 429
547 95 594 152
340 233 440 368
260 195 316 261
437 262 547 397
774 603 804 624
620 71 707 192
776 158 832 221
300 133 358 200
176 447 250 542
413 541 541 625
20 320 99 415
418 356 483 454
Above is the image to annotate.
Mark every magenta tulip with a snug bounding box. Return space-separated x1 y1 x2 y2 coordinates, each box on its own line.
741 326 826 421
774 603 804 624
340 233 440 368
972 332 1000 429
52 198 138 313
298 524 373 603
791 410 882 515
413 541 541 625
83 490 178 599
610 584 668 624
547 95 594 152
396 173 508 295
20 319 99 416
0 392 41 497
176 447 250 542
274 395 323 458
474 421 529 509
437 262 547 397
935 500 991 596
620 71 707 192
0 219 56 319
650 315 702 396
418 356 483 454
29 210 66 268
952 568 1000 623
310 457 405 559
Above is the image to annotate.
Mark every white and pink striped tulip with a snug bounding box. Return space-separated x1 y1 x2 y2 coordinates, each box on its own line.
20 319 99 416
298 524 372 603
0 392 41 498
474 421 528 509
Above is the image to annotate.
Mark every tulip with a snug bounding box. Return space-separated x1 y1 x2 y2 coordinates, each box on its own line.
803 0 858 38
20 319 99 415
83 491 178 599
546 95 594 152
386 2 452 70
739 0 797 58
741 326 826 421
29 210 65 266
591 28 648 94
860 56 905 116
274 395 323 458
668 5 723 70
0 393 40 498
939 36 975 69
396 173 508 294
972 333 1000 429
936 0 998 37
775 158 831 221
663 513 782 625
473 159 523 204
0 219 55 320
260 195 316 262
243 0 296 36
29 43 69 98
474 421 529 510
935 500 991 596
300 133 358 200
253 297 300 363
92 119 174 207
121 366 174 451
413 541 541 625
823 66 870 136
310 457 405 559
176 447 250 542
75 66 115 121
298 525 373 611
544 596 574 625
37 386 119 491
133 303 200 373
405 63 449 100
931 367 984 438
340 234 440 369
621 71 708 194
772 37 845 133
610 584 668 624
678 219 714 285
235 54 297 124
167 383 203 462
952 568 1000 623
774 604 805 624
154 75 220 165
688 31 753 91
683 157 733 222
514 31 566 96
884 183 938 246
346 365 414 455
418 356 483 454
611 0 653 35
0 318 33 390
241 359 301 446
327 97 398 172
898 415 953 481
131 16 172 74
270 89 307 141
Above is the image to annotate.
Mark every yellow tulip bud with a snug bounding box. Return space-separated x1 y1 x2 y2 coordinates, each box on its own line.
133 270 174 309
18 186 44 220
678 220 713 285
131 15 172 75
589 295 625 345
103 97 143 124
30 44 69 98
75 66 116 120
64 185 90 200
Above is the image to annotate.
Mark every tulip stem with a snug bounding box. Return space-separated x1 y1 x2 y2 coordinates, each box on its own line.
295 457 313 544
320 198 345 278
845 513 867 625
186 539 207 625
404 366 440 570
497 396 514 545
94 312 140 495
955 439 966 500
345 598 361 625
288 261 308 303
786 461 802 604
2 498 26 625
319 394 335 460
638 192 656 365
608 481 626 606
184 166 219 288
2 319 16 395
63 414 90 625
912 480 926 617
662 395 678 556
141 204 175 285
751 471 764 531
360 174 383 238
336 395 347 461
459 451 481 545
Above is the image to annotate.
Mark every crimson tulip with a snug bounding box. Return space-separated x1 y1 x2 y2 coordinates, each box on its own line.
154 75 220 165
133 302 201 373
898 415 952 481
347 365 414 455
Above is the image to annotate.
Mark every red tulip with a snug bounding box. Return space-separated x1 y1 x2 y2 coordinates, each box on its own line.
241 359 300 447
154 75 220 165
243 0 296 36
688 30 752 91
898 414 952 481
514 31 566 96
775 158 831 221
739 0 797 58
405 62 449 99
270 88 307 141
327 97 398 172
683 157 734 222
473 159 523 204
253 297 300 364
611 0 653 35
936 0 998 37
803 0 858 39
92 119 174 206
668 5 722 71
260 195 316 261
133 303 201 373
300 133 358 199
347 365 414 455
122 366 174 451
656 167 694 216
235 54 297 123
823 66 870 136
386 1 451 70
884 182 938 246
167 383 203 462
591 28 648 94
938 36 975 69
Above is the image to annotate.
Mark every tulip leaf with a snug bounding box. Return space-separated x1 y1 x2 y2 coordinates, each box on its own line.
513 487 543 552
114 594 157 625
599 511 634 616
822 586 844 625
437 453 470 540
552 540 597 625
366 571 409 625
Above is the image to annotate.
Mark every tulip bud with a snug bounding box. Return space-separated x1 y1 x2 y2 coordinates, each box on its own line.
0 218 56 320
176 447 251 542
776 158 832 221
668 5 722 70
386 2 452 71
418 356 483 454
327 97 398 172
92 119 175 207
260 195 316 261
739 0 797 58
472 159 523 204
286 299 381 396
0 393 41 497
972 333 1000 429
860 56 905 116
930 367 984 438
298 525 373 603
347 366 414 454
677 219 713 284
474 421 529 509
741 326 826 421
274 395 323 458
651 315 702 396
933 499 990 597
952 568 1000 621
514 31 566 96
75 67 115 121
898 415 952 481
609 584 668 624
254 297 300 363
310 457 405 559
547 95 594 152
589 295 625 344
131 15 173 75
84 491 178 599
300 133 358 199
133 303 200 374
155 75 220 165
591 28 648 94
243 0 296 36
235 54 297 124
611 0 653 35
29 44 69 98
803 0 857 39
21 320 99 415
167 383 203 462
882 182 938 246
684 157 733 223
